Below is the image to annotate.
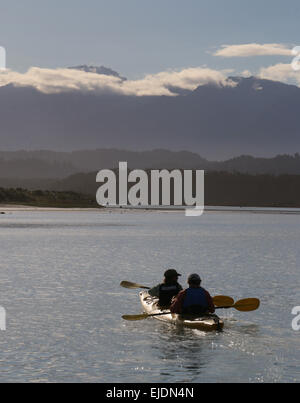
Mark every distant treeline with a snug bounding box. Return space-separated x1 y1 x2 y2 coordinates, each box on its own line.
2 171 300 208
55 170 300 208
0 188 98 208
2 150 300 179
205 172 300 207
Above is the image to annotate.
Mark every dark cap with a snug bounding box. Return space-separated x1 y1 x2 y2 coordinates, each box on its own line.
164 269 182 278
188 273 202 283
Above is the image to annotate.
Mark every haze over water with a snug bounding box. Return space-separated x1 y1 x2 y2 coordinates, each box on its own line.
0 210 299 383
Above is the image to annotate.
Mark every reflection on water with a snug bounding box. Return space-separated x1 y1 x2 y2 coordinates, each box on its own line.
231 323 260 337
154 326 211 381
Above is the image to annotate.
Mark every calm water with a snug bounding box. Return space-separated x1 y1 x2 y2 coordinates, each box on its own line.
0 210 299 383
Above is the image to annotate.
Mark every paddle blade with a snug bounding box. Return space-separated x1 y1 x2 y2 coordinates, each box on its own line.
122 313 149 321
234 298 260 312
213 296 234 307
120 281 150 290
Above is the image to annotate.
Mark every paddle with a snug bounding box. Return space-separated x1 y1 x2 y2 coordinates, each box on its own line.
217 298 260 312
120 281 150 290
122 298 260 321
120 281 234 307
213 295 234 307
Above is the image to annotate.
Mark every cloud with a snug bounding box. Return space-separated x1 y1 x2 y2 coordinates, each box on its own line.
0 67 124 94
0 66 234 96
240 70 253 78
258 63 300 85
123 68 235 96
214 43 292 58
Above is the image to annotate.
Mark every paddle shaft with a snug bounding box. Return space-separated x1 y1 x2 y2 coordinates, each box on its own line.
120 281 150 290
148 306 230 317
215 306 233 310
124 298 260 320
125 311 219 321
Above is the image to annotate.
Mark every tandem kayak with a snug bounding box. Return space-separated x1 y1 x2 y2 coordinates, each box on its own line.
140 291 224 331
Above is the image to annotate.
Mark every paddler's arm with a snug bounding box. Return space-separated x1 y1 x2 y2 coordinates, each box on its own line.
170 290 187 314
148 284 160 297
205 290 215 313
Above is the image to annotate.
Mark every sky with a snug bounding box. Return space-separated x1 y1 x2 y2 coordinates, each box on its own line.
0 0 299 79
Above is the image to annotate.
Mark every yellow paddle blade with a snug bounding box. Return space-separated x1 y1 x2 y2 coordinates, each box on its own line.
234 298 260 312
122 313 149 321
213 295 234 307
120 281 150 290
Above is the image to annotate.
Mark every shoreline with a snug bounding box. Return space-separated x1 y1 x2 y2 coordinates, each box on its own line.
1 204 300 215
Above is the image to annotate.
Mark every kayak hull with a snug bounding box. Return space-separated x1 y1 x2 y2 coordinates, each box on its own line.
140 291 224 331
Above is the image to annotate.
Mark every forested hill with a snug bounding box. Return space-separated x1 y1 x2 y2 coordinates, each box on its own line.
1 150 300 179
0 188 98 208
9 171 300 208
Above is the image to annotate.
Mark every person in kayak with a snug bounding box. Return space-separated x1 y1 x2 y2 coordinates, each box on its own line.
170 273 215 315
148 269 183 308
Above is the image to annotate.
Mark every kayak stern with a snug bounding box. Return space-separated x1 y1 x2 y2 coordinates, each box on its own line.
139 291 224 331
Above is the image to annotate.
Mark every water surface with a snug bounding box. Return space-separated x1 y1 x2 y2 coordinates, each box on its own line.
0 210 299 382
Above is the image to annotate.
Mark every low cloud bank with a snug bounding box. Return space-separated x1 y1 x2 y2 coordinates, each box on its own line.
258 63 300 85
0 66 233 96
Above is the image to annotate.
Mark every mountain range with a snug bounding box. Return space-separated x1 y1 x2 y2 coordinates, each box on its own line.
68 65 127 81
0 66 299 159
1 149 300 183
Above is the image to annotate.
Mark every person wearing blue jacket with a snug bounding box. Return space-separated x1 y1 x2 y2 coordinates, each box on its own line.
170 273 215 315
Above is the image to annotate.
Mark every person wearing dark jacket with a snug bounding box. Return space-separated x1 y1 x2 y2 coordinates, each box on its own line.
148 269 183 308
170 273 215 315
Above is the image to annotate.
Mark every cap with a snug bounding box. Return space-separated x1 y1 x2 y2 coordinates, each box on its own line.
164 269 182 278
188 273 202 283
